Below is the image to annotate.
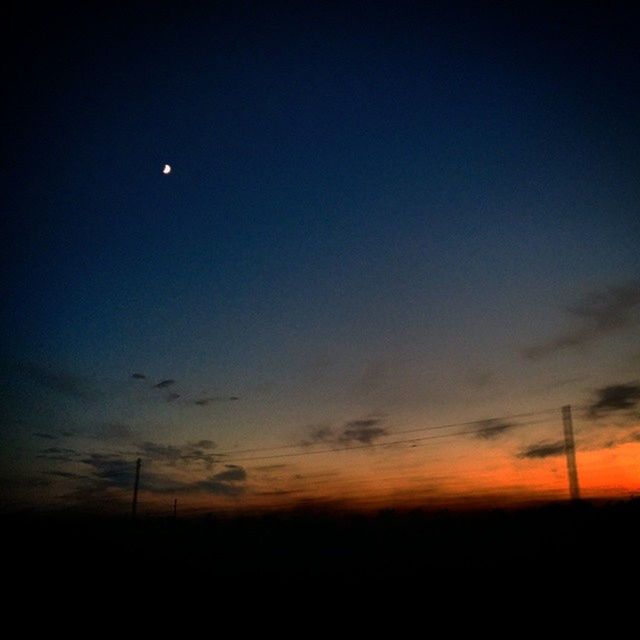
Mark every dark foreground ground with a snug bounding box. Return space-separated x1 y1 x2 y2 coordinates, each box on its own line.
5 499 639 611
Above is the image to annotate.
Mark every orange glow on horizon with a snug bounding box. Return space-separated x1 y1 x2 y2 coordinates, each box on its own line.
128 437 640 517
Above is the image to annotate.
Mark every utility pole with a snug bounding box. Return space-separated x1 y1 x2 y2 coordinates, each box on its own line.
562 405 580 501
173 498 178 519
132 457 141 518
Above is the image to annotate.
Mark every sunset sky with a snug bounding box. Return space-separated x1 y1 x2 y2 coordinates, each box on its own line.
2 2 639 515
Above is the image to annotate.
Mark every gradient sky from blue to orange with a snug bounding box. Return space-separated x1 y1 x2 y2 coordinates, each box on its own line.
1 2 639 514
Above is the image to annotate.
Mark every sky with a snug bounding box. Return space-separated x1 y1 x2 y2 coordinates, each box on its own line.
2 1 639 515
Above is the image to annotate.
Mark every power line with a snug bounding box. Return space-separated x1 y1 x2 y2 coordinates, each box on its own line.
389 408 558 436
215 407 560 458
225 419 555 463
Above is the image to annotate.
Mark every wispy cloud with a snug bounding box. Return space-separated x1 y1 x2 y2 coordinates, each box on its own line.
588 382 640 418
138 373 239 407
301 425 334 446
254 464 289 471
254 489 302 497
154 379 175 389
79 453 192 493
192 464 248 496
517 441 565 459
474 419 515 440
79 454 249 497
40 447 77 455
190 440 216 449
194 476 247 496
523 281 640 359
210 465 247 482
340 419 387 444
33 403 249 497
81 453 136 488
194 396 239 406
136 440 220 469
301 417 388 446
41 437 223 497
136 441 184 464
33 432 57 440
36 452 78 462
46 471 87 479
601 431 640 450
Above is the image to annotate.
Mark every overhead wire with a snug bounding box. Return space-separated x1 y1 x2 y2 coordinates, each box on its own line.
215 406 562 459
223 416 560 463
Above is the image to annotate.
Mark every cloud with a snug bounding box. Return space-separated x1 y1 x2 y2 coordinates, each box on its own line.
17 362 97 400
48 444 243 500
137 441 183 464
190 440 216 449
41 447 77 455
180 449 219 469
301 418 388 447
136 440 219 469
36 453 78 462
81 453 136 488
79 453 190 494
340 419 387 444
154 379 175 389
194 396 239 406
254 489 302 497
135 376 239 407
54 440 242 499
47 471 87 479
194 467 248 496
523 281 640 359
80 453 177 491
301 425 334 446
194 479 246 496
517 441 565 459
95 423 134 440
33 432 56 440
210 466 247 482
588 382 640 418
474 419 515 440
601 431 640 450
172 464 250 496
141 475 191 493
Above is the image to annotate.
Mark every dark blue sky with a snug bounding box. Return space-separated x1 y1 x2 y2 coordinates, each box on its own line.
2 2 639 510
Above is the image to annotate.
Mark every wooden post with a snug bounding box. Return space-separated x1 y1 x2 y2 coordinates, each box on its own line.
132 458 141 518
562 405 580 501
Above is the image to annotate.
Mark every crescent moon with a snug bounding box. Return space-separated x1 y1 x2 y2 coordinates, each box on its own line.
163 164 172 174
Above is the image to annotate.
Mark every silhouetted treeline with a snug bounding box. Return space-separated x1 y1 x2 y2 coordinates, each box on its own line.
5 499 640 607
